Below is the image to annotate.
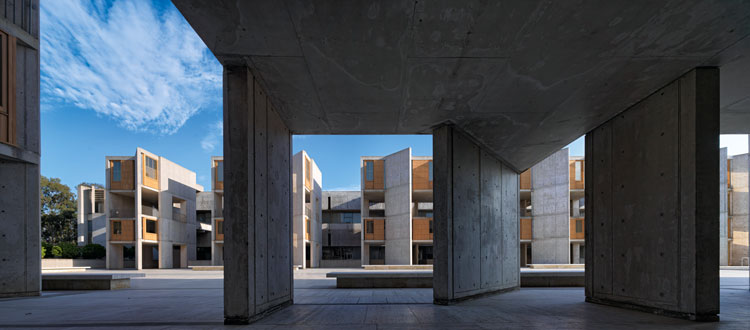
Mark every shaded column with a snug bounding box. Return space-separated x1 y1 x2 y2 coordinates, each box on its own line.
719 148 728 266
433 126 519 304
585 67 719 320
223 66 292 324
530 148 570 264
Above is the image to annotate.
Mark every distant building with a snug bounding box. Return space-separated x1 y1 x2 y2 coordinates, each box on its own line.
210 156 224 265
519 148 585 266
105 147 203 269
77 185 106 246
292 151 322 268
321 191 362 268
361 148 433 265
721 148 749 266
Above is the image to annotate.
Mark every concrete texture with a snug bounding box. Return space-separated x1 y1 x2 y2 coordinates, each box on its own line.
433 126 519 304
585 68 719 320
720 148 728 266
384 148 413 265
173 0 750 171
730 154 749 266
223 66 292 324
0 6 40 297
292 151 323 269
531 148 570 264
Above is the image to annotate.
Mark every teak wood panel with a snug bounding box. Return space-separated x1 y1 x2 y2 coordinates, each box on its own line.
520 218 532 240
364 218 385 240
214 160 224 190
109 160 135 190
364 160 385 189
215 218 224 241
569 160 585 190
570 217 585 239
305 218 310 240
142 217 158 241
0 30 15 146
110 220 134 241
304 156 312 191
520 169 531 190
142 154 159 190
727 159 732 188
412 160 433 190
412 217 433 240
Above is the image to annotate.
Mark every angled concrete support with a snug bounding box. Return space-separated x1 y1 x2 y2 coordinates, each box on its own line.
433 126 519 304
223 66 292 324
585 68 719 320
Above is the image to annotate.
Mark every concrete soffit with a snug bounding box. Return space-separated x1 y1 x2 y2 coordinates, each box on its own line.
435 122 522 174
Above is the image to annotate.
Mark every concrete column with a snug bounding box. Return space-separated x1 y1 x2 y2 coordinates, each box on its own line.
384 148 412 265
433 126 519 304
531 148 570 264
585 68 719 320
729 154 749 266
719 148 728 266
223 66 292 324
572 243 580 264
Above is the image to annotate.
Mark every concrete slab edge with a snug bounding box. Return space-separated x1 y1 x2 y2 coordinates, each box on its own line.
585 297 719 322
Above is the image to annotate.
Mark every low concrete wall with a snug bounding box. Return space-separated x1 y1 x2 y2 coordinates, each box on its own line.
42 259 105 269
188 260 212 267
320 260 361 268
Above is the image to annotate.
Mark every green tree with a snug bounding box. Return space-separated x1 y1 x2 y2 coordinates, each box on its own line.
41 176 77 245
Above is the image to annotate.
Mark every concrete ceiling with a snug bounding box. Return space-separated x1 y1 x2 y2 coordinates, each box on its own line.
173 0 750 171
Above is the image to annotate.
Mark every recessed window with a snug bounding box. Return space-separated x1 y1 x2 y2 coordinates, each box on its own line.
145 156 157 179
113 221 122 235
366 220 374 234
217 220 224 235
217 161 224 182
366 161 374 181
429 220 433 234
146 219 157 234
428 161 433 181
575 219 583 233
112 161 122 182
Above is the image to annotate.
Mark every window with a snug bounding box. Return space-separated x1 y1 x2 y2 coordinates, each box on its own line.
0 29 15 146
113 161 122 182
113 221 122 234
366 161 374 181
306 219 311 234
145 156 157 179
418 211 433 218
366 220 374 234
576 219 583 233
217 220 223 235
575 161 581 181
217 161 224 182
429 220 433 234
146 219 157 234
428 161 433 181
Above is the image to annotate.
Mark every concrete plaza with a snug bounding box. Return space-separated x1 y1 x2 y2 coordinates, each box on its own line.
0 268 747 329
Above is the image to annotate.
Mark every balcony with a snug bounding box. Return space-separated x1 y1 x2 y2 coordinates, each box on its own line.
412 217 433 241
142 217 158 241
110 208 135 219
172 207 187 222
364 218 385 240
141 205 159 217
110 219 135 241
520 218 532 241
215 218 224 241
305 204 312 217
570 218 584 240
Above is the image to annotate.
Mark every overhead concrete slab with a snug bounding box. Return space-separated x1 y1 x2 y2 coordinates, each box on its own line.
174 0 750 170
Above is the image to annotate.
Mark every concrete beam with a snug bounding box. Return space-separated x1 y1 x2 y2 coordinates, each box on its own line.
433 125 519 304
223 66 292 324
585 67 719 321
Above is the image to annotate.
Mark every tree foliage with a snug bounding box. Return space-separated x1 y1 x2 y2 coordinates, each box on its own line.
41 176 77 245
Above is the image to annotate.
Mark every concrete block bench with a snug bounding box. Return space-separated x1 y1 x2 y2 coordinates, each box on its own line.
520 269 584 287
188 266 224 271
327 271 433 288
42 273 145 290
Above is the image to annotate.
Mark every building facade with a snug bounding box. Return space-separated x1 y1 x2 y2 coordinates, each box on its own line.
210 156 224 265
519 148 585 266
77 185 106 246
293 151 322 268
722 148 750 266
361 148 433 265
105 148 203 269
321 191 362 268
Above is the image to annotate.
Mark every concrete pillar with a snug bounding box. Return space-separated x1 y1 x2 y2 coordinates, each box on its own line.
585 68 719 320
719 148 728 266
531 148 570 264
384 148 412 265
729 154 749 266
433 126 519 304
223 66 292 324
572 243 580 264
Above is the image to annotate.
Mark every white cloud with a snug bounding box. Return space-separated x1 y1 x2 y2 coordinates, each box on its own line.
327 185 361 191
40 1 221 134
201 121 223 152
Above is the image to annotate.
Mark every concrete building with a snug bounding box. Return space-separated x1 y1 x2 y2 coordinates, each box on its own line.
105 148 203 269
76 185 106 246
195 191 214 264
210 156 224 265
292 151 322 268
722 149 750 266
0 4 41 297
321 191 362 268
361 148 433 265
519 148 585 266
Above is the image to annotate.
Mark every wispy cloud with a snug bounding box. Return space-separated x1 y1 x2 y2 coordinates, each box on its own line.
40 0 221 134
327 185 361 191
201 121 223 152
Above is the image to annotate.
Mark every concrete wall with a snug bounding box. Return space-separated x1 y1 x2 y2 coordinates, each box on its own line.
291 151 322 268
323 191 361 211
719 148 728 266
585 68 719 320
531 148 570 264
730 154 749 266
0 7 41 297
42 259 105 269
223 66 292 324
433 126 519 304
323 223 362 247
384 148 412 265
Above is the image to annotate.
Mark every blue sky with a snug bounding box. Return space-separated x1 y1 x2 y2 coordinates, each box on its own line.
39 1 745 192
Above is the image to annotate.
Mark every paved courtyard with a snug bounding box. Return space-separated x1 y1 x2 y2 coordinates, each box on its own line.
0 268 747 329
